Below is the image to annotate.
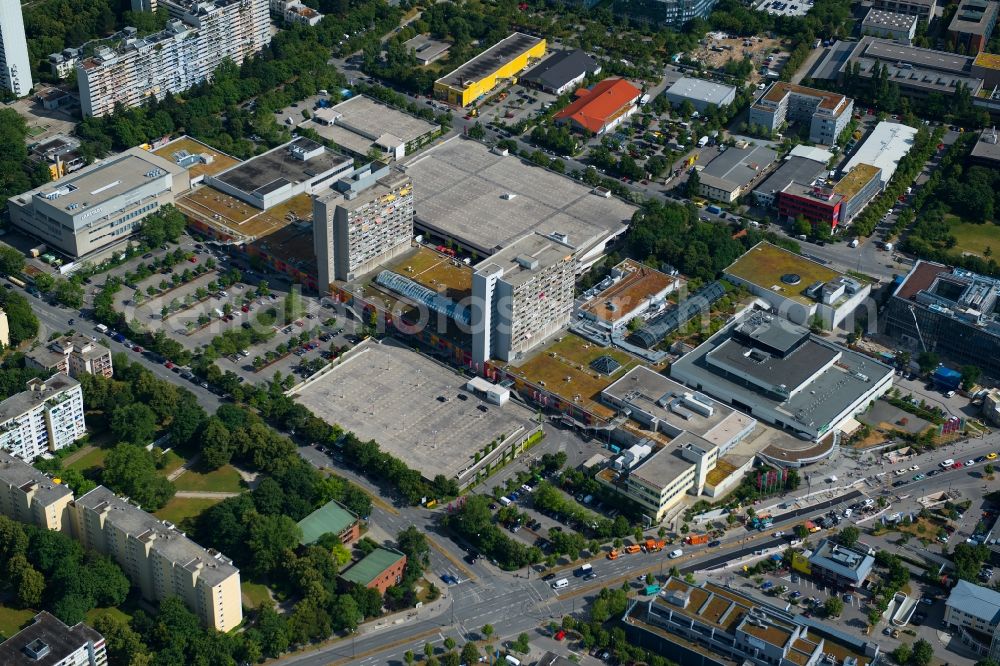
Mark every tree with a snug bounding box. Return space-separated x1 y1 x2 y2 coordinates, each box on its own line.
0 245 25 276
7 554 44 607
792 215 812 237
824 596 844 617
514 632 530 653
960 365 982 391
839 526 860 548
102 444 176 511
482 623 494 641
467 122 485 139
54 279 85 308
200 417 234 469
916 351 940 375
247 513 301 578
911 639 933 666
893 642 912 664
404 650 415 665
461 642 479 664
443 637 456 651
424 642 435 658
93 614 149 666
110 403 158 445
686 168 701 198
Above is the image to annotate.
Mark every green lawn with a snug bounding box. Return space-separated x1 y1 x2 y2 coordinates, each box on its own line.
0 604 36 638
65 447 108 474
85 605 132 626
154 496 223 529
241 582 272 609
158 450 186 477
948 217 1000 258
173 465 244 493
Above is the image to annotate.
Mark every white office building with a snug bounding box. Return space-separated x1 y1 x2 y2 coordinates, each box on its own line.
7 147 189 259
0 376 86 461
0 0 33 97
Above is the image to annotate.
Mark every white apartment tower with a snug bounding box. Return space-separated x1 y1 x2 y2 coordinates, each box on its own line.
313 163 414 288
0 376 86 461
0 0 33 97
77 0 270 117
471 233 576 364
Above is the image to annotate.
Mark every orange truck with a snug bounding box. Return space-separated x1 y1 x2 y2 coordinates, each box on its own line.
644 538 666 552
805 520 820 533
624 544 642 554
684 534 709 545
607 548 619 560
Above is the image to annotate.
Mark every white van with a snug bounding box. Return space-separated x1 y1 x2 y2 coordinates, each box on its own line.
505 656 521 666
940 459 955 468
668 549 683 559
551 578 569 590
499 496 512 507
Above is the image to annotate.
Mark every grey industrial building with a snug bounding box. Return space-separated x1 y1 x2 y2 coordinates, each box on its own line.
313 162 413 287
520 49 601 95
670 309 894 441
971 127 1000 167
206 137 352 210
696 144 779 203
835 37 984 99
753 155 831 209
662 76 737 112
885 260 1000 378
872 0 937 21
7 147 189 258
862 8 919 42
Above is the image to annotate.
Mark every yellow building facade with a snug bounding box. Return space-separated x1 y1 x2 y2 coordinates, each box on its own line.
434 33 546 107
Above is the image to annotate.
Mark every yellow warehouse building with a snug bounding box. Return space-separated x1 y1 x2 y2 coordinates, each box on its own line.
434 33 546 107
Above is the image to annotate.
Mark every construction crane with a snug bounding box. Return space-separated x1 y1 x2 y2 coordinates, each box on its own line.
908 305 927 353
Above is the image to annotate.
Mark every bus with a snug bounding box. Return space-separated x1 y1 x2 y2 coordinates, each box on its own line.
7 276 25 288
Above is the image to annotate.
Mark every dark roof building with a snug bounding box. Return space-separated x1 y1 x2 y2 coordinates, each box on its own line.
807 539 875 588
0 611 106 666
521 49 601 95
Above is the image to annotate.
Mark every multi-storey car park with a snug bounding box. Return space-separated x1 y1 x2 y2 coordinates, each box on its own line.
886 260 1000 378
433 32 546 107
289 338 541 490
77 0 270 117
7 147 189 259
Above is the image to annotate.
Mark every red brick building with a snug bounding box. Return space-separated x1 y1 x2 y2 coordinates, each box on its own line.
339 547 407 595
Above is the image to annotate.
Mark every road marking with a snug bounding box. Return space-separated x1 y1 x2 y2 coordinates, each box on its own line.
326 626 441 665
428 535 476 582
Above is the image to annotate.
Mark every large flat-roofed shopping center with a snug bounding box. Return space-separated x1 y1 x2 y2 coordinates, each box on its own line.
670 309 893 442
291 339 540 488
402 137 635 268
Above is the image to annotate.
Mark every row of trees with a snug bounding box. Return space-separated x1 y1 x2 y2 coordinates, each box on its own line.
0 515 129 625
446 495 542 570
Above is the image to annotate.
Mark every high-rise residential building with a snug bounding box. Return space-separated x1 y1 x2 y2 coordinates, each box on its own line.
749 83 854 145
26 334 114 379
0 611 107 666
0 376 86 461
70 485 242 631
0 450 74 532
0 0 33 97
313 163 413 288
77 0 270 118
471 232 576 364
7 147 189 259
